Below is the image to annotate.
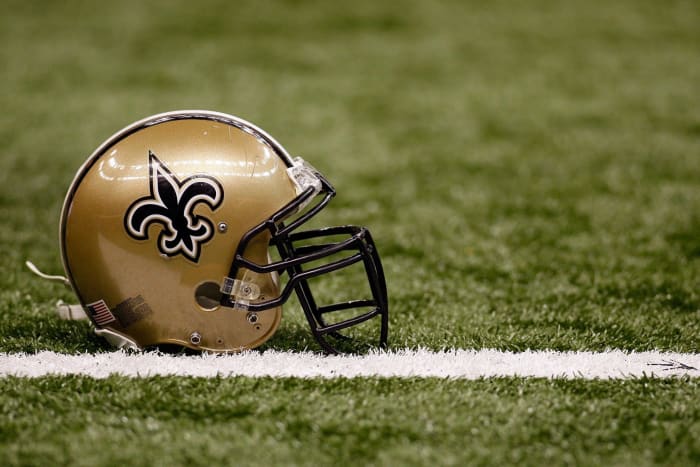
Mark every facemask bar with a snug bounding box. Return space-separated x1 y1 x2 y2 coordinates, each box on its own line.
219 179 389 354
274 224 389 353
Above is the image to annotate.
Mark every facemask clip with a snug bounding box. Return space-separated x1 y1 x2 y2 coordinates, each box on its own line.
287 157 323 197
220 277 260 311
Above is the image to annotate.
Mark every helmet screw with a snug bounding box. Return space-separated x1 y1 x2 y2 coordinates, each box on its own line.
247 312 258 324
218 222 228 233
190 331 202 345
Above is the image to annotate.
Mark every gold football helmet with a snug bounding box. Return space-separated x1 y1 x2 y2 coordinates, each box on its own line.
57 110 388 353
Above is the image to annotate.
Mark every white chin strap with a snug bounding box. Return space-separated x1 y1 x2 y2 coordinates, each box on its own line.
27 260 141 351
93 328 141 351
54 300 141 351
52 299 140 350
25 260 71 287
55 300 88 320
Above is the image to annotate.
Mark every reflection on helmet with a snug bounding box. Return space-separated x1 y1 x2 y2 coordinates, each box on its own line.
60 110 388 354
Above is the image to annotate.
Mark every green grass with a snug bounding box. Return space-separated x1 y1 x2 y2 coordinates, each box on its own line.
1 376 699 467
2 0 700 354
1 0 699 465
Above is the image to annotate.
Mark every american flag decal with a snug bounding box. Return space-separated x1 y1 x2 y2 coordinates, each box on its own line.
86 300 117 326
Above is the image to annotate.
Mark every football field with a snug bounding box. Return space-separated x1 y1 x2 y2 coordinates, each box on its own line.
1 1 699 465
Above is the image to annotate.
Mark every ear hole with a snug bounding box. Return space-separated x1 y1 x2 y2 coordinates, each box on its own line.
195 281 222 310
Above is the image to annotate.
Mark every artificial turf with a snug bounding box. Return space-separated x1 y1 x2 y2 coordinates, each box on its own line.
1 376 699 467
0 0 699 465
1 0 698 353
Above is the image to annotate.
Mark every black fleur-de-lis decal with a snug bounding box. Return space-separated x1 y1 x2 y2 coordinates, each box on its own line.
124 151 223 262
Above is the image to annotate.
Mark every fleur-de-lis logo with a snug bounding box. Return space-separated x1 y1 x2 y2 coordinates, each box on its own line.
124 151 223 263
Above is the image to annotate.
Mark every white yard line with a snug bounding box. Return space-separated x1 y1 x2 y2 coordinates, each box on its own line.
0 349 698 379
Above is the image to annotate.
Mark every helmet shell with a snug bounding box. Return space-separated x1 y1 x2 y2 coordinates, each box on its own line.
61 111 298 351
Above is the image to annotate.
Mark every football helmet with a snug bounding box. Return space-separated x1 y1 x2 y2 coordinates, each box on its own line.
57 110 388 353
